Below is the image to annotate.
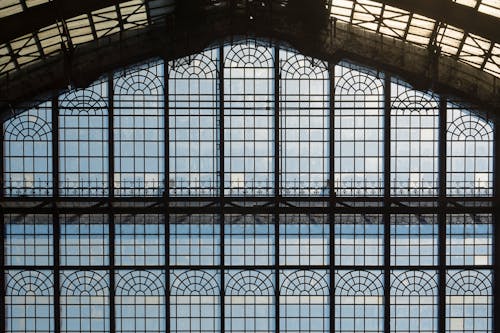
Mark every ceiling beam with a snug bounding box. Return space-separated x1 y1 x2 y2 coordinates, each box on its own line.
372 0 500 43
0 0 131 44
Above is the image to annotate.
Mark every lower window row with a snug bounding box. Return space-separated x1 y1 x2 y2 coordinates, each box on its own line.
5 269 492 332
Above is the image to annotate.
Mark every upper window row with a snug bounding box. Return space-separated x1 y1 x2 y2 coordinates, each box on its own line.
2 41 494 197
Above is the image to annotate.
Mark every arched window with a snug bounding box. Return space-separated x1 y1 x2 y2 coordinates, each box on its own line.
114 61 165 196
334 63 384 196
116 270 165 332
225 270 275 332
447 106 493 196
446 270 493 331
280 52 329 196
169 50 219 196
391 84 439 196
335 270 384 332
60 271 109 332
223 41 274 196
391 270 438 332
59 80 108 196
170 270 220 332
4 103 52 196
280 270 329 332
6 270 53 332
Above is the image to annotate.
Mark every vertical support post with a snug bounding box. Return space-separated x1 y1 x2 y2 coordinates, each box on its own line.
494 117 500 333
51 96 60 333
328 62 336 333
218 44 226 333
383 74 392 333
0 117 5 333
438 97 447 333
52 97 59 197
273 45 280 333
108 75 115 197
164 60 170 333
108 73 116 333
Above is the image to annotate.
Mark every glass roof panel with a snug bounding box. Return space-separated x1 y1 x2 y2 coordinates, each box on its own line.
453 0 478 7
65 15 94 45
92 5 121 39
379 6 410 38
436 24 465 56
10 33 40 67
120 0 148 30
10 33 34 52
0 0 22 18
484 43 500 76
478 0 500 17
330 0 354 21
25 0 50 8
457 33 491 69
37 23 65 57
405 14 435 46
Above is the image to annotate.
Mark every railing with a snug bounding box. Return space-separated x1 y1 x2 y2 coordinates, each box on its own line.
2 180 493 197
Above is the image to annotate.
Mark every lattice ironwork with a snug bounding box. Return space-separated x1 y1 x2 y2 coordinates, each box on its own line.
0 39 497 332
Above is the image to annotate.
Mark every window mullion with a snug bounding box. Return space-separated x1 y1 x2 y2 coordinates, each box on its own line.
438 96 448 333
383 73 392 333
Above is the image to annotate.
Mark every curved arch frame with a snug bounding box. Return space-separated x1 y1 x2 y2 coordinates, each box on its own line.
280 270 330 296
0 12 499 119
170 270 220 296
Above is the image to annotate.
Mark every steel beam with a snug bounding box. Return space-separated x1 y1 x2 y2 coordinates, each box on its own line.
2 264 492 271
51 96 60 333
328 62 336 333
218 44 226 333
163 60 171 333
494 117 500 333
273 45 280 333
0 204 496 215
107 74 116 333
383 73 392 333
438 97 448 333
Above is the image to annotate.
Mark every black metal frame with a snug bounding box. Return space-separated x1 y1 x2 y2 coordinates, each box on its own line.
0 39 497 332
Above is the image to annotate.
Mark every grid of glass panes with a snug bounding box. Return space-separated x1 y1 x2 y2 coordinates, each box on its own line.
334 63 384 196
391 81 439 196
390 270 438 332
391 214 438 266
169 49 219 196
3 102 52 196
334 214 384 266
223 41 274 196
113 61 165 196
335 270 383 332
279 214 329 266
59 79 108 196
280 50 329 196
447 104 493 196
446 269 493 332
446 214 493 266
